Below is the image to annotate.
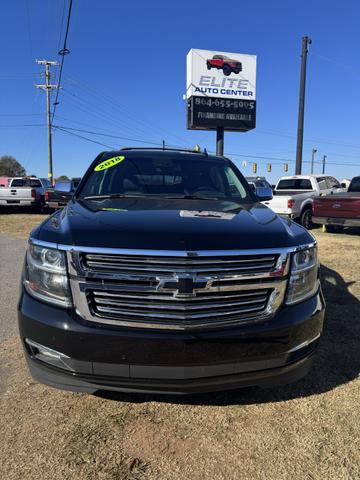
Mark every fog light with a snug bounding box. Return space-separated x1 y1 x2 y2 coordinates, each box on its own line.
25 339 74 371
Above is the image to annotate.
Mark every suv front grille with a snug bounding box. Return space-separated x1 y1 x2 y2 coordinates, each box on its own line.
82 253 278 276
88 288 271 323
69 249 289 331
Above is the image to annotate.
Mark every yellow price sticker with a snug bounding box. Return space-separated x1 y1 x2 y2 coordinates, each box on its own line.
94 156 125 172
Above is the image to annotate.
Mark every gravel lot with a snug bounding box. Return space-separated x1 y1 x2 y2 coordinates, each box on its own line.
0 214 359 480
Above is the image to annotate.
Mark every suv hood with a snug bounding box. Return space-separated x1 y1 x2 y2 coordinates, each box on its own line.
35 198 313 251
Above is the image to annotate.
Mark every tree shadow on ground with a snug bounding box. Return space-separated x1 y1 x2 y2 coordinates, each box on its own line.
0 206 49 215
96 263 360 406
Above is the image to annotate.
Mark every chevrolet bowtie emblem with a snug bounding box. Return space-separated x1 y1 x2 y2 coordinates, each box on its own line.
157 275 209 297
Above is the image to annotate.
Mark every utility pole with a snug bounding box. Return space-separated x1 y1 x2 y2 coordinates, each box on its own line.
216 126 224 156
310 147 317 174
322 154 327 174
295 36 312 175
35 60 58 185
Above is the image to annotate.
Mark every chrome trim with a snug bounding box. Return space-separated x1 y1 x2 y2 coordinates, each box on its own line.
29 237 317 256
288 333 321 353
29 238 61 249
25 338 70 359
70 276 287 330
25 338 74 371
28 237 319 331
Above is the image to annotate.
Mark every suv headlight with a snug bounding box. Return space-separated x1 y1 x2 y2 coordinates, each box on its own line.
286 246 319 305
24 244 72 307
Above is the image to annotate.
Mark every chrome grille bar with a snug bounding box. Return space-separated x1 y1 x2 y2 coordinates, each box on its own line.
82 253 278 276
91 290 268 311
66 248 290 331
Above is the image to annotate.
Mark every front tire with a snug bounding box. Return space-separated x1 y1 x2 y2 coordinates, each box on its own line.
300 208 313 229
223 65 231 76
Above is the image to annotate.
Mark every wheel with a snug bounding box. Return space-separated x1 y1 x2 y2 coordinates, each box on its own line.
234 69 241 74
300 208 313 229
325 225 344 233
222 64 231 76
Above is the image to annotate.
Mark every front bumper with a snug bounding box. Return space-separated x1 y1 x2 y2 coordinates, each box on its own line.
313 216 360 227
18 288 325 395
0 200 37 207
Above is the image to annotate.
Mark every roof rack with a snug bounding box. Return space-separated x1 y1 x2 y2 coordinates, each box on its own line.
120 147 209 156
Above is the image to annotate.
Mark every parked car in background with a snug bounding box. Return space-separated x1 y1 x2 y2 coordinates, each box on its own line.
264 175 345 229
206 55 242 76
340 178 351 189
246 176 273 192
45 177 81 210
312 175 360 232
18 147 325 395
0 176 11 187
0 177 51 210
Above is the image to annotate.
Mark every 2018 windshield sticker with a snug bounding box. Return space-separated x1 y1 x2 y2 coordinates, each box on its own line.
94 156 125 171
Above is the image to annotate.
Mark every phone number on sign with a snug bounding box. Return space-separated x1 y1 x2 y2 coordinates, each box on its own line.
194 98 255 109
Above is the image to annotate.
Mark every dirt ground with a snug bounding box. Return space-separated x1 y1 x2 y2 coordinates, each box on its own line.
0 214 359 480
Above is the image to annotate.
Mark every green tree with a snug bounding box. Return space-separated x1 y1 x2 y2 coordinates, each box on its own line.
0 155 26 176
56 175 70 181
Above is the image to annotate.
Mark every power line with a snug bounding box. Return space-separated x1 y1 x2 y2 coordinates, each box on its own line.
53 126 116 149
52 0 73 123
0 123 46 127
53 125 360 167
57 0 67 51
53 125 176 147
60 89 153 138
0 113 42 116
64 73 190 145
25 0 34 60
309 51 360 77
257 128 360 150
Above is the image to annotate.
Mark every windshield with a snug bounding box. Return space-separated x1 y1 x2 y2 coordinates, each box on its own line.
276 179 312 190
348 177 360 192
78 154 253 203
11 178 42 188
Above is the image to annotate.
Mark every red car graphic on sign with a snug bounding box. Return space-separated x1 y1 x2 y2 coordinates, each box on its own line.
206 55 242 76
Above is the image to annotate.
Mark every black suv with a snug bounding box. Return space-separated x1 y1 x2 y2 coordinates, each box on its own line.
18 148 325 395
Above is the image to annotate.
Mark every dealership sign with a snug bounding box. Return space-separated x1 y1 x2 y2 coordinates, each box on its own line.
186 48 257 131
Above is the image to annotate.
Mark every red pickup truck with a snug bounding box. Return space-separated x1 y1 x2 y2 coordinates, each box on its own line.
312 176 360 232
206 55 242 76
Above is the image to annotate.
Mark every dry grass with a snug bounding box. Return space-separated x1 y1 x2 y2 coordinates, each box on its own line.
0 212 48 239
0 216 359 480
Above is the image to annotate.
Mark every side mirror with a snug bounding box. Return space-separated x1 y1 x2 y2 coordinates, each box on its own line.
340 183 347 189
54 182 73 196
255 186 273 202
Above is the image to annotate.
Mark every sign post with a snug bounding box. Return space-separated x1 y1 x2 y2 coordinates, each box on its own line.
186 49 257 155
216 127 224 156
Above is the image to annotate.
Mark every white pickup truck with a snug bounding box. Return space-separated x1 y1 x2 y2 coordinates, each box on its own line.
264 175 345 229
0 177 51 210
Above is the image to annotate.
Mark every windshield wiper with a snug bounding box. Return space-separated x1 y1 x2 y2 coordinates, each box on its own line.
82 194 222 201
82 194 146 200
223 205 243 213
163 194 220 200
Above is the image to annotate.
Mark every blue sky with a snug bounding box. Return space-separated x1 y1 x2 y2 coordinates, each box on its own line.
1 0 359 183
